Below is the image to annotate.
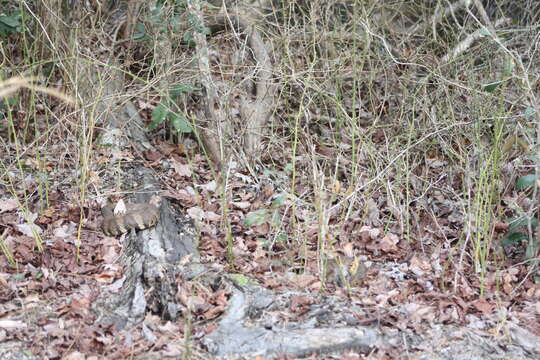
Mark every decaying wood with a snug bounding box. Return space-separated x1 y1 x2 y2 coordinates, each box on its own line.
92 70 198 329
92 170 198 328
203 281 391 357
33 1 199 329
187 0 226 168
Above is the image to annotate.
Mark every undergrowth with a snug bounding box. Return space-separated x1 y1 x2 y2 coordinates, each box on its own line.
1 0 539 297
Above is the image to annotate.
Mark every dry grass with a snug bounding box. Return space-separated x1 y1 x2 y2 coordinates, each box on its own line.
1 0 539 292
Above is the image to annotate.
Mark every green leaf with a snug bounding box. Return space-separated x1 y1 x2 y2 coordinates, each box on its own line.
0 96 18 110
168 111 192 133
227 274 259 286
244 209 270 226
275 233 288 243
151 3 163 16
148 103 168 130
523 107 535 120
506 216 538 232
198 25 210 35
524 154 540 162
133 23 148 40
501 231 527 247
516 174 540 190
271 210 281 227
147 16 160 24
525 241 539 259
183 31 194 43
170 15 182 26
0 15 20 28
271 194 286 208
0 14 22 36
483 81 503 93
257 237 270 248
503 57 515 77
170 84 200 96
479 28 491 36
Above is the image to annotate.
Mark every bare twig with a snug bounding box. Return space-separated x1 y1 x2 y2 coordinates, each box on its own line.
0 76 75 105
472 0 496 35
187 0 224 167
214 11 275 156
441 17 510 63
410 0 473 34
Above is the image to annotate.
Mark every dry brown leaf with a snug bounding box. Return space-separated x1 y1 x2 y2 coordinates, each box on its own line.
290 295 313 315
171 158 192 177
102 245 120 264
380 233 399 252
0 198 18 213
162 342 184 357
232 201 251 210
472 297 495 314
0 319 27 329
162 189 198 205
204 211 221 222
187 206 205 221
409 255 431 277
63 351 86 360
143 150 162 161
198 180 217 192
15 222 42 237
92 270 119 284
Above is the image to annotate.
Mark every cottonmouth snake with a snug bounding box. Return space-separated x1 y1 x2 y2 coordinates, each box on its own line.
101 200 160 236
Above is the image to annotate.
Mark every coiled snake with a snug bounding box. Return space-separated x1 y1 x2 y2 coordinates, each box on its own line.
101 200 160 236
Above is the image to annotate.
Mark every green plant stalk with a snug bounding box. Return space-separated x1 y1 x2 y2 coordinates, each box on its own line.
35 152 50 212
473 117 504 294
75 55 100 262
312 167 329 291
3 96 44 252
515 57 540 261
0 230 15 267
347 3 363 182
290 87 308 256
222 166 234 267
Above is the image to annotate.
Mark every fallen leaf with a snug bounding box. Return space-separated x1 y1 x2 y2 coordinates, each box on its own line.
187 207 205 221
0 320 27 329
0 198 18 213
197 180 217 192
380 233 399 252
232 201 251 210
204 211 221 222
162 342 183 357
53 222 77 238
15 223 43 237
63 351 86 360
162 189 198 205
409 255 431 277
472 297 495 314
171 159 192 177
143 150 162 162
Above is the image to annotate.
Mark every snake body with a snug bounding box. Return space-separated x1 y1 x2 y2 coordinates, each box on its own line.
101 201 160 236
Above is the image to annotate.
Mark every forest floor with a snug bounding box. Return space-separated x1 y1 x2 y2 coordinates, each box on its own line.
1 1 540 359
